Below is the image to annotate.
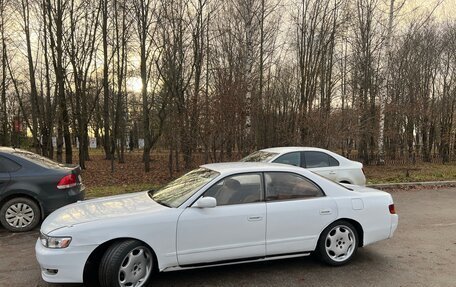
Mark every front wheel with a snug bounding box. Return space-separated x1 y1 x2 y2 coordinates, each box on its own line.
317 221 358 266
99 240 154 287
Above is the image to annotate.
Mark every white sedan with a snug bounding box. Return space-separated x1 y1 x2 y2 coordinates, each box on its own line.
36 162 398 287
241 147 366 185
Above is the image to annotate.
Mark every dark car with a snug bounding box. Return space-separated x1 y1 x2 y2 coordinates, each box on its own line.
0 147 85 232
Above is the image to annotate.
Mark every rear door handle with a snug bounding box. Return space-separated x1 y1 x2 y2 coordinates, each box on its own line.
320 209 332 215
329 171 336 175
248 216 263 221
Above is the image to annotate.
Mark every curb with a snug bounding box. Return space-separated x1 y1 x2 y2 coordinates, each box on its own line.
367 181 456 190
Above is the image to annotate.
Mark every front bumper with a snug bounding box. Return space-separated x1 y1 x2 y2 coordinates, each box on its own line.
35 239 95 283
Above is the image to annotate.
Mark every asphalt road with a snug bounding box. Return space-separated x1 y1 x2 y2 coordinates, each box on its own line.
1 188 456 287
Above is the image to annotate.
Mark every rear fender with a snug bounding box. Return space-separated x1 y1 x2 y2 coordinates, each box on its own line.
0 190 45 219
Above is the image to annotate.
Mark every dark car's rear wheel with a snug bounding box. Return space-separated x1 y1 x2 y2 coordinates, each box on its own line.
317 220 358 266
0 197 41 232
99 240 154 287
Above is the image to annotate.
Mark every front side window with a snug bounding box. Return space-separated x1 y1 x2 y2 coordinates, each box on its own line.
0 156 21 173
150 168 219 208
203 173 263 206
304 151 339 168
265 172 324 201
273 152 301 167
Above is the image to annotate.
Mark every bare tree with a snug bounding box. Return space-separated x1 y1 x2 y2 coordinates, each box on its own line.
66 0 101 168
133 0 169 172
0 0 9 146
20 0 41 153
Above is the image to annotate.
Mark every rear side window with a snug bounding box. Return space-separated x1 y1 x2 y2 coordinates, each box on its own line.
273 152 301 167
304 151 339 168
265 172 324 201
0 156 22 172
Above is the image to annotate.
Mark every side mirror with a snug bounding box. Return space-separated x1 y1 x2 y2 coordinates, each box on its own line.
194 197 217 208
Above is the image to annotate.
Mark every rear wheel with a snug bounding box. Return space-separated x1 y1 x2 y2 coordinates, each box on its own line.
99 240 154 287
317 221 358 266
0 197 41 232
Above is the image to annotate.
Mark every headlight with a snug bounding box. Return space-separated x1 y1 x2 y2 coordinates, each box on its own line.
40 233 72 249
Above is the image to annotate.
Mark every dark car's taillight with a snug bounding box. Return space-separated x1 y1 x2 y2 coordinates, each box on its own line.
389 204 396 214
57 174 77 189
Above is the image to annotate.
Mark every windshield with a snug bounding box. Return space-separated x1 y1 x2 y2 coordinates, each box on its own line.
149 168 220 208
240 150 278 162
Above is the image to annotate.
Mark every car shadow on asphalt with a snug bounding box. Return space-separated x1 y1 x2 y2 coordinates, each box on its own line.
151 249 388 287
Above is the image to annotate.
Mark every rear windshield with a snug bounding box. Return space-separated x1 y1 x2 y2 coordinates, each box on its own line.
240 151 278 162
13 150 62 169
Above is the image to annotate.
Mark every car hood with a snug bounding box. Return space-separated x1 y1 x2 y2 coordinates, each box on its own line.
41 191 165 234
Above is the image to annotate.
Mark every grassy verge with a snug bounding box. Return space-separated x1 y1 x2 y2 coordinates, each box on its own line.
364 163 456 184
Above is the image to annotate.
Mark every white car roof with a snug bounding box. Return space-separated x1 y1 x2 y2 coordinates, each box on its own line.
201 162 305 175
260 146 355 164
260 146 334 154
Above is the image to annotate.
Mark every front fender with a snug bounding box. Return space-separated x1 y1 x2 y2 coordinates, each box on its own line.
48 211 181 271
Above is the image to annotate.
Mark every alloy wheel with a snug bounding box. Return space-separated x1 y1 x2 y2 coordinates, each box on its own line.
118 246 153 287
324 225 356 262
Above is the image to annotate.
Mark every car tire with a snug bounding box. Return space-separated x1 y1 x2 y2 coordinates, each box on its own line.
317 220 358 266
99 239 154 287
0 197 41 232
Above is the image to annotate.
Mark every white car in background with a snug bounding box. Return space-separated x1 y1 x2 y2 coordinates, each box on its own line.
36 162 397 287
241 147 366 185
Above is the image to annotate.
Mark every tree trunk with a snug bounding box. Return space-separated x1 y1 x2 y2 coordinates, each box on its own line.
102 0 111 160
22 0 40 153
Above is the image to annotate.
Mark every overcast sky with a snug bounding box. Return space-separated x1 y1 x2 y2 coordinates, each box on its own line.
404 0 455 21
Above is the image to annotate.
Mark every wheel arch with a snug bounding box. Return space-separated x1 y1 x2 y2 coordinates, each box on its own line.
83 237 158 284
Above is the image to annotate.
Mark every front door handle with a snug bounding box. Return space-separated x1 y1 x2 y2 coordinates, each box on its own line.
248 216 263 221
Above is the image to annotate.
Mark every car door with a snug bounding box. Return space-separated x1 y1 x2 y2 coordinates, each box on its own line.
176 173 266 266
302 151 339 181
264 172 337 255
0 156 14 194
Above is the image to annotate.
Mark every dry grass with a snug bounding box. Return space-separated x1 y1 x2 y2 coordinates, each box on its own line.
364 163 456 184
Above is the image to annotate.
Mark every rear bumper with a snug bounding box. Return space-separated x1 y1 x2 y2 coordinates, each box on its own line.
35 239 95 283
352 173 367 186
43 185 85 216
389 214 399 238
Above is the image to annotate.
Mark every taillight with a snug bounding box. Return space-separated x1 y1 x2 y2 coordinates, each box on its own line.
389 204 396 214
57 174 77 189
